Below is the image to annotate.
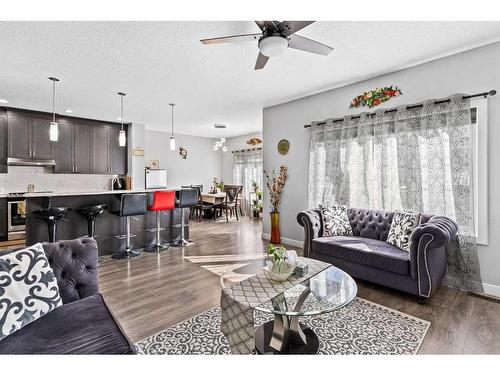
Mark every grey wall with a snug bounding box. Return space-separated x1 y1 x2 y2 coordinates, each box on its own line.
263 41 500 293
145 130 220 190
220 132 263 185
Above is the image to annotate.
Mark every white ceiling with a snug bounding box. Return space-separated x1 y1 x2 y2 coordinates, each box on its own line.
1 21 500 138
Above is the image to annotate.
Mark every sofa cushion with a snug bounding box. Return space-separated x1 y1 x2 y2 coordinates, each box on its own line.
0 243 63 341
386 211 421 252
312 236 410 275
0 293 135 354
347 208 394 241
319 204 353 237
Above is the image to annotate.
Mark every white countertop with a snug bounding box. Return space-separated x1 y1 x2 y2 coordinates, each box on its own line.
24 189 170 198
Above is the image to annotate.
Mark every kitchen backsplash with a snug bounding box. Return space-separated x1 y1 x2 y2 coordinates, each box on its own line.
0 166 114 193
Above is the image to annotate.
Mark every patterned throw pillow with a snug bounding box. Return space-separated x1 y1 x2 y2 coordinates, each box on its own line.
386 211 421 252
0 243 62 341
319 204 353 237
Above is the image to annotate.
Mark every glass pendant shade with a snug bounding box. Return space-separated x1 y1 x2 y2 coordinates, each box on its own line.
49 121 59 142
213 144 218 151
222 146 228 152
119 130 126 147
220 137 226 143
170 136 176 150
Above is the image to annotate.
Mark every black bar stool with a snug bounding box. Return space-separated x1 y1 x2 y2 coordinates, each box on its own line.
171 188 198 247
110 193 147 260
32 207 72 243
77 204 107 238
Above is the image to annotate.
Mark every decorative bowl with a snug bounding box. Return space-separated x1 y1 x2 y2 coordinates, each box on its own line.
263 259 296 282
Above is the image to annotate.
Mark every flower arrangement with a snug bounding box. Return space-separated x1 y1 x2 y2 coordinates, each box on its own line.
264 165 288 213
350 85 402 108
247 137 262 146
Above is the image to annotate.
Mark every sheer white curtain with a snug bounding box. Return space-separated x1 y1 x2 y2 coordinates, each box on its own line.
233 148 263 215
308 95 481 292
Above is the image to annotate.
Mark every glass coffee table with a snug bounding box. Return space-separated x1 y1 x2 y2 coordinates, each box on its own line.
220 264 357 354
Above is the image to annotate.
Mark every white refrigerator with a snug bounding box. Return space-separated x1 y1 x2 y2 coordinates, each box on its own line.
145 169 167 189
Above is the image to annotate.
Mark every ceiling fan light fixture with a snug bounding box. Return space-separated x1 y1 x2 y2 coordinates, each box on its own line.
258 36 288 57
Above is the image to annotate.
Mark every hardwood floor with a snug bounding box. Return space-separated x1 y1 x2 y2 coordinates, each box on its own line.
99 217 500 353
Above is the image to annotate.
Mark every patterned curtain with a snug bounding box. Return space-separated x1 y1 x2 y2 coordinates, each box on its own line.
307 95 482 292
233 148 263 215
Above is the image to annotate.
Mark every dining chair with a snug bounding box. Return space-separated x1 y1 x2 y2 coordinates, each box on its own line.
190 185 215 221
220 185 243 222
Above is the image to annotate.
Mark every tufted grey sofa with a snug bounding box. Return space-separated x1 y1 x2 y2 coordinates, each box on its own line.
297 208 458 302
0 238 136 354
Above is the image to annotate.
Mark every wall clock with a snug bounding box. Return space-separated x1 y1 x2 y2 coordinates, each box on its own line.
179 147 187 159
277 139 290 155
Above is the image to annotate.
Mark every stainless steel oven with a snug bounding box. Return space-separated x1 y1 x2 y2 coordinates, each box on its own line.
7 195 26 240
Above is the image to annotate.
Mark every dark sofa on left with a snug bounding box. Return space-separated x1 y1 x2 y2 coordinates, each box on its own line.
0 238 136 354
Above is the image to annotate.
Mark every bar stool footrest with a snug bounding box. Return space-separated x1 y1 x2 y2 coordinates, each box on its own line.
146 227 166 232
114 233 137 240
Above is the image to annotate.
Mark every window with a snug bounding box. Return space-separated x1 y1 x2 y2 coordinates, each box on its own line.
471 98 488 245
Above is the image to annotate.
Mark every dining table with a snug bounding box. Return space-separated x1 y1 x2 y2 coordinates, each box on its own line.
200 192 227 205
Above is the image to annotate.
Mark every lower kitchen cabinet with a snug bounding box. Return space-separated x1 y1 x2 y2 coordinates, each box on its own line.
0 198 7 240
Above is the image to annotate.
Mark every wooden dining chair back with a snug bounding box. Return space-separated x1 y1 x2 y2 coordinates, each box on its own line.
221 185 243 222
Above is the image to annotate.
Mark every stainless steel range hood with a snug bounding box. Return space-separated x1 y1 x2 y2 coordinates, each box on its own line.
7 157 56 167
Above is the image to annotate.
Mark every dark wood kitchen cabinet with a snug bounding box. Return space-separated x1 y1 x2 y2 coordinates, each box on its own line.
109 126 127 175
91 125 111 174
0 113 7 173
74 121 92 174
54 119 92 174
7 111 54 160
0 198 7 240
4 107 127 175
7 114 31 159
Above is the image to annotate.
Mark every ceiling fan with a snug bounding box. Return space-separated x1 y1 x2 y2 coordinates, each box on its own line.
200 21 333 70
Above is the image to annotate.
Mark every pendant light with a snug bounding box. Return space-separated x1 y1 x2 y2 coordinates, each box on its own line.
169 103 176 151
213 124 227 152
48 77 59 142
117 92 126 147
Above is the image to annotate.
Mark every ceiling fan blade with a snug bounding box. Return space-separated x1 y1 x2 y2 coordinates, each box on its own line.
255 21 280 32
200 33 261 45
254 52 270 70
288 34 333 56
278 21 315 36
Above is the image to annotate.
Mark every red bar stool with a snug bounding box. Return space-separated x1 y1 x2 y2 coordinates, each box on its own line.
145 190 176 253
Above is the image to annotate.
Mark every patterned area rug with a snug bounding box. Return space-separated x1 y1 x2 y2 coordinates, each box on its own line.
136 297 430 355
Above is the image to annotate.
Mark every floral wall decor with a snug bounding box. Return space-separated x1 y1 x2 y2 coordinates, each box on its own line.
246 137 262 146
350 86 402 108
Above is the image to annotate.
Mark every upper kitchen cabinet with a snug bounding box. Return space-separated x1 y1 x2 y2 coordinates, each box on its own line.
32 115 55 159
7 111 54 160
0 111 7 173
109 126 127 175
54 118 93 174
7 113 31 159
91 125 111 174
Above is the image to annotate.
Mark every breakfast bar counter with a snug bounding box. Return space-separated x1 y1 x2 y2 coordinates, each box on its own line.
25 190 187 256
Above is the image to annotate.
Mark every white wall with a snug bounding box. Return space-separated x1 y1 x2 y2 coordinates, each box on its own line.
128 123 146 190
0 166 113 193
263 41 500 292
145 130 219 190
220 132 263 184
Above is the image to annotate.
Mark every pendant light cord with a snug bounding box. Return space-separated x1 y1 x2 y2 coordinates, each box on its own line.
52 79 56 122
170 103 175 137
120 94 124 131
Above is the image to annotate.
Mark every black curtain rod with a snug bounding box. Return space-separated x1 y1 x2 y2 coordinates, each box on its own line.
231 147 262 153
303 90 496 128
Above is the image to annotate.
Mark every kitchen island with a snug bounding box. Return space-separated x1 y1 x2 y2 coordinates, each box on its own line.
25 190 187 256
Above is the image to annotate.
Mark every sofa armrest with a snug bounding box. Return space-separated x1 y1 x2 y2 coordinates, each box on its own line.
42 238 99 304
409 216 458 297
297 209 322 258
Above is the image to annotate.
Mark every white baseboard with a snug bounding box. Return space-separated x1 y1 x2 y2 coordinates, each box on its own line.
262 233 303 248
482 282 500 298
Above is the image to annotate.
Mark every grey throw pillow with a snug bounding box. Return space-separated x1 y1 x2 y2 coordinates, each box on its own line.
319 204 353 237
0 243 62 341
386 211 421 252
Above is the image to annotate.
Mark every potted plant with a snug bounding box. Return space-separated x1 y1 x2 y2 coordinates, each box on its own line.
263 244 297 281
264 165 288 244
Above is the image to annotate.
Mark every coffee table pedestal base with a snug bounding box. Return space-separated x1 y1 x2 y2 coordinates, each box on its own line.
254 320 319 354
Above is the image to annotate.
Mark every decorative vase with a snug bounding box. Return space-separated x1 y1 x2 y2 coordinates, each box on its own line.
270 212 281 244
